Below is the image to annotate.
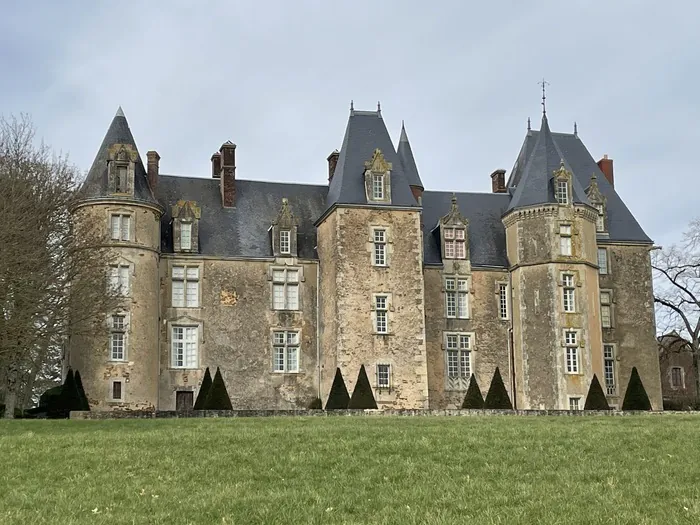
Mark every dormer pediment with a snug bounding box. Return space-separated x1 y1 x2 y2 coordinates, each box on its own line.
271 198 299 257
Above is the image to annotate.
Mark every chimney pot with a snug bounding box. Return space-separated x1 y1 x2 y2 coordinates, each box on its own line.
146 151 160 193
327 150 339 183
597 156 614 188
219 142 237 207
211 152 221 179
490 169 507 193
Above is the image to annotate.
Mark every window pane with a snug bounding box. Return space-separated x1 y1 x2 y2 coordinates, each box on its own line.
457 279 468 292
374 229 385 243
287 332 298 345
374 243 386 266
447 350 459 377
280 230 290 253
274 332 285 345
112 315 124 330
457 293 468 318
111 333 124 360
274 347 285 371
121 216 130 241
286 347 299 372
459 335 470 349
172 281 185 307
112 381 122 400
560 237 571 256
444 241 455 259
560 225 571 235
273 284 285 309
272 270 285 282
376 311 387 333
186 281 199 307
444 229 455 240
172 266 185 279
445 278 455 291
375 296 387 310
455 242 466 259
378 364 390 387
600 292 611 304
454 229 465 240
601 305 611 328
287 285 299 310
446 335 458 349
186 267 199 280
111 215 120 239
598 249 608 274
460 351 471 377
185 327 198 368
499 284 508 319
565 331 577 345
569 397 580 410
446 292 456 317
286 270 299 283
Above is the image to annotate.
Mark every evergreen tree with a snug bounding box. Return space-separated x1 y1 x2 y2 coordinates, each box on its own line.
461 374 485 409
621 367 652 411
193 367 213 410
49 369 83 418
202 367 233 410
325 368 350 410
584 374 610 410
348 365 378 409
484 367 513 410
74 370 90 411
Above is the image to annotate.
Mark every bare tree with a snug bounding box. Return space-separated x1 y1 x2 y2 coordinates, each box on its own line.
652 218 700 398
0 114 117 418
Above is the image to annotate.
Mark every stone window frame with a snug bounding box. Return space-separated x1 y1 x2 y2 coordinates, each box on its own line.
109 378 126 403
370 292 394 335
444 275 470 319
559 271 578 313
279 230 291 255
170 263 203 309
108 260 132 298
670 366 685 389
168 318 202 370
496 281 509 320
594 203 606 232
443 227 467 259
108 209 133 242
107 144 136 196
180 221 193 251
369 225 391 268
561 328 583 375
107 311 129 362
559 222 573 257
567 396 582 411
269 265 303 311
375 362 392 390
271 328 301 374
597 247 610 275
363 149 392 204
442 331 475 391
603 343 617 395
600 289 614 329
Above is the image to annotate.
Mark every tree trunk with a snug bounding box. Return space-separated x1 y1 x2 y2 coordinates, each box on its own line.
3 358 20 419
693 351 700 403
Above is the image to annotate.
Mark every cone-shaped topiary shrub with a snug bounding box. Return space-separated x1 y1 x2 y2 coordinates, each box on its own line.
348 365 378 409
202 367 233 410
49 369 83 418
484 367 513 410
325 368 350 410
584 374 610 410
39 385 63 408
621 367 652 411
74 370 90 411
461 374 485 409
193 367 213 410
307 398 322 409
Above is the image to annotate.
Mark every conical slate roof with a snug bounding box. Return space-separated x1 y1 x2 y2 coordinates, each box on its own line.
506 114 588 211
397 122 423 189
78 107 158 205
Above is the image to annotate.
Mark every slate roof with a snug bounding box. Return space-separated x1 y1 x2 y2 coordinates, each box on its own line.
326 110 420 210
506 119 652 244
397 123 424 189
507 114 588 211
79 107 159 206
157 176 327 259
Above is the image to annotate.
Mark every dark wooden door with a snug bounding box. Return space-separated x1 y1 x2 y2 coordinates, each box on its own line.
176 391 194 411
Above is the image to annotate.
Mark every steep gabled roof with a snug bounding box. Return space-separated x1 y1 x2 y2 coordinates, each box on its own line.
397 123 423 189
507 114 588 211
78 107 158 205
325 109 419 210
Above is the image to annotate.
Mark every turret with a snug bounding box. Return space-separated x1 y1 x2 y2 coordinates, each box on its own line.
69 107 163 410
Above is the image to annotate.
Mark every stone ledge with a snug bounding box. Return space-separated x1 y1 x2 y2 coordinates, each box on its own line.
69 408 681 420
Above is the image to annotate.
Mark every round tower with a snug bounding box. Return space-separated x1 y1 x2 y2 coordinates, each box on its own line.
69 107 163 411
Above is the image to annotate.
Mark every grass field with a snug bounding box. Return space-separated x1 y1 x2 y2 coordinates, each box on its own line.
1 415 700 525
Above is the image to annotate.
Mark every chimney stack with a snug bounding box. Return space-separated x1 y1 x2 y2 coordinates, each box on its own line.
146 151 160 192
211 152 221 179
327 150 339 183
597 154 614 188
219 141 236 207
490 169 507 193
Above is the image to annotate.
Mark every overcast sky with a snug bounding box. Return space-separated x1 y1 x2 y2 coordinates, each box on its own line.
2 1 697 248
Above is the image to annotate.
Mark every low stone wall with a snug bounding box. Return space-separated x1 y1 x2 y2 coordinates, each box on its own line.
69 408 681 420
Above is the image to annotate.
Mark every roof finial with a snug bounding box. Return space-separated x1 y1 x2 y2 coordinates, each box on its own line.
115 106 125 118
451 193 458 209
527 117 531 131
538 78 549 116
350 100 354 112
377 101 381 115
573 121 578 137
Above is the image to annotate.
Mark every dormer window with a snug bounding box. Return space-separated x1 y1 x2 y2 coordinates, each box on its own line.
586 175 607 233
364 149 392 203
181 222 192 251
595 204 605 232
280 230 291 254
556 180 569 204
115 165 127 192
107 143 137 196
444 228 466 259
372 174 385 200
171 200 201 253
271 199 298 257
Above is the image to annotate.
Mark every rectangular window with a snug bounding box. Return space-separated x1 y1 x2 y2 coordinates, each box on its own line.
279 230 291 254
444 228 466 259
445 334 471 378
559 224 572 256
181 222 192 250
671 367 684 388
111 381 123 401
445 278 468 318
172 266 199 307
272 268 299 310
565 331 579 374
377 364 390 388
600 291 612 328
556 180 569 204
171 326 198 368
272 331 299 373
569 397 581 411
109 314 126 361
498 283 509 320
109 265 130 296
595 204 605 232
562 274 575 313
372 174 384 200
604 344 616 395
110 214 131 241
373 229 386 266
375 295 388 333
598 248 608 275
115 165 127 193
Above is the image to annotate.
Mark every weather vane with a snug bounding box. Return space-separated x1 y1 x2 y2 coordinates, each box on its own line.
538 78 550 115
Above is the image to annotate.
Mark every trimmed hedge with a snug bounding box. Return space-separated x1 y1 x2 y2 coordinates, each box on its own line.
202 367 233 410
325 368 350 410
74 370 90 411
462 374 485 409
622 367 652 411
307 398 322 409
49 369 83 419
584 374 610 410
484 367 513 410
194 367 213 410
348 365 378 409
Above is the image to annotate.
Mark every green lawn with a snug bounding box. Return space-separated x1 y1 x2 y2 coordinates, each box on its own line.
1 416 699 524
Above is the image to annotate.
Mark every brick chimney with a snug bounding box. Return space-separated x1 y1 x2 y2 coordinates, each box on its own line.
327 150 339 183
597 154 614 187
146 151 160 192
211 152 221 179
490 169 507 193
219 141 236 207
